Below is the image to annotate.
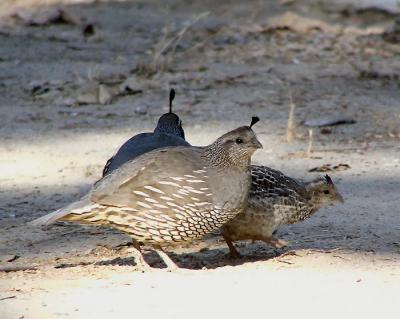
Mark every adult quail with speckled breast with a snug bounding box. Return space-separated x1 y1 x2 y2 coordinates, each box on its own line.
102 89 189 176
32 117 262 270
221 167 344 258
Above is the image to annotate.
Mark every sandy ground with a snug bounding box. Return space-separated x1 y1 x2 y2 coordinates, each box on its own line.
0 0 399 318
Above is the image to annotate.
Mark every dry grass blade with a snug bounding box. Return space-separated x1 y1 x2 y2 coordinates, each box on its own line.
153 11 209 66
138 11 209 77
307 129 313 157
285 91 296 143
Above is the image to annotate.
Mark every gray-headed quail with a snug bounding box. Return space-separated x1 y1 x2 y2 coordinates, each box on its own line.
102 89 189 176
32 117 262 270
221 167 344 258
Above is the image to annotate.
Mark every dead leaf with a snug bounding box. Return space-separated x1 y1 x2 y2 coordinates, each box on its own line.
320 127 332 134
308 163 351 172
333 163 351 171
308 164 331 172
0 265 37 272
265 12 340 34
31 85 50 97
119 76 144 94
0 255 19 262
304 116 356 127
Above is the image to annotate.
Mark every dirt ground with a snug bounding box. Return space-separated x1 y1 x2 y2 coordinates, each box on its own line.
0 0 399 318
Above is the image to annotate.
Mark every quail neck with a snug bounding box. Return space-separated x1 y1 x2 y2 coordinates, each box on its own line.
202 126 262 170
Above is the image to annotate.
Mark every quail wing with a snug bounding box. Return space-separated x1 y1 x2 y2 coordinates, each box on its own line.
102 132 190 176
250 165 310 204
92 147 214 213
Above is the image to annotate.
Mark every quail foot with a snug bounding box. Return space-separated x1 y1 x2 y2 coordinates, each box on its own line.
102 88 189 176
32 117 262 271
221 168 344 258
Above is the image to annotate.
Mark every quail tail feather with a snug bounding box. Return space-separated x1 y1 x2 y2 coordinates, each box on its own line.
29 195 94 226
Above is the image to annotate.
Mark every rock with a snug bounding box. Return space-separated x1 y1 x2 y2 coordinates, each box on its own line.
98 84 113 105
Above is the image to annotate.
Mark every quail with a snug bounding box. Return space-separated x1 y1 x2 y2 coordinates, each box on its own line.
32 117 262 271
221 167 344 258
102 89 189 176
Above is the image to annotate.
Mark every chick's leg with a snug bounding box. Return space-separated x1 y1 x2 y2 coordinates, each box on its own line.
222 233 242 258
260 235 288 249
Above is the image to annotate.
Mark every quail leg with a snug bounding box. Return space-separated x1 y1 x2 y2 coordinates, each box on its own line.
154 246 179 271
222 233 242 258
260 236 288 249
128 240 152 272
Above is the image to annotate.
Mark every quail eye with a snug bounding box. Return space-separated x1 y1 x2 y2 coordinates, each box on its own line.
323 190 330 194
236 138 243 144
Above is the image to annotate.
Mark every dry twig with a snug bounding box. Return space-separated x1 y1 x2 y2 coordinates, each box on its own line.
0 265 37 272
0 295 16 301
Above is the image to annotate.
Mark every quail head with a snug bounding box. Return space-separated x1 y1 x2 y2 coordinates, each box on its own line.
31 117 262 271
153 89 185 138
221 167 344 258
304 174 344 211
102 88 189 176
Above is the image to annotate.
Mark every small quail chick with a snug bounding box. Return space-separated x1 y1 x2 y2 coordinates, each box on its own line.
103 89 189 176
221 167 344 258
32 118 262 271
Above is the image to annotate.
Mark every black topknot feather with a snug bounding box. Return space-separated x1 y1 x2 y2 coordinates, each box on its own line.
325 175 333 185
169 89 175 113
250 116 260 128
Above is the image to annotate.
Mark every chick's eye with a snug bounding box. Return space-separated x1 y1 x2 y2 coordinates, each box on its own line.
323 190 330 194
236 138 243 144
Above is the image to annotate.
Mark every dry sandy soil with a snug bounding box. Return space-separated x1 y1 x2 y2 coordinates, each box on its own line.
0 0 399 318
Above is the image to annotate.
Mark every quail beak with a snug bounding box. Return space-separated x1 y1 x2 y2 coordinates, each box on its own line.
336 192 344 204
251 137 263 149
